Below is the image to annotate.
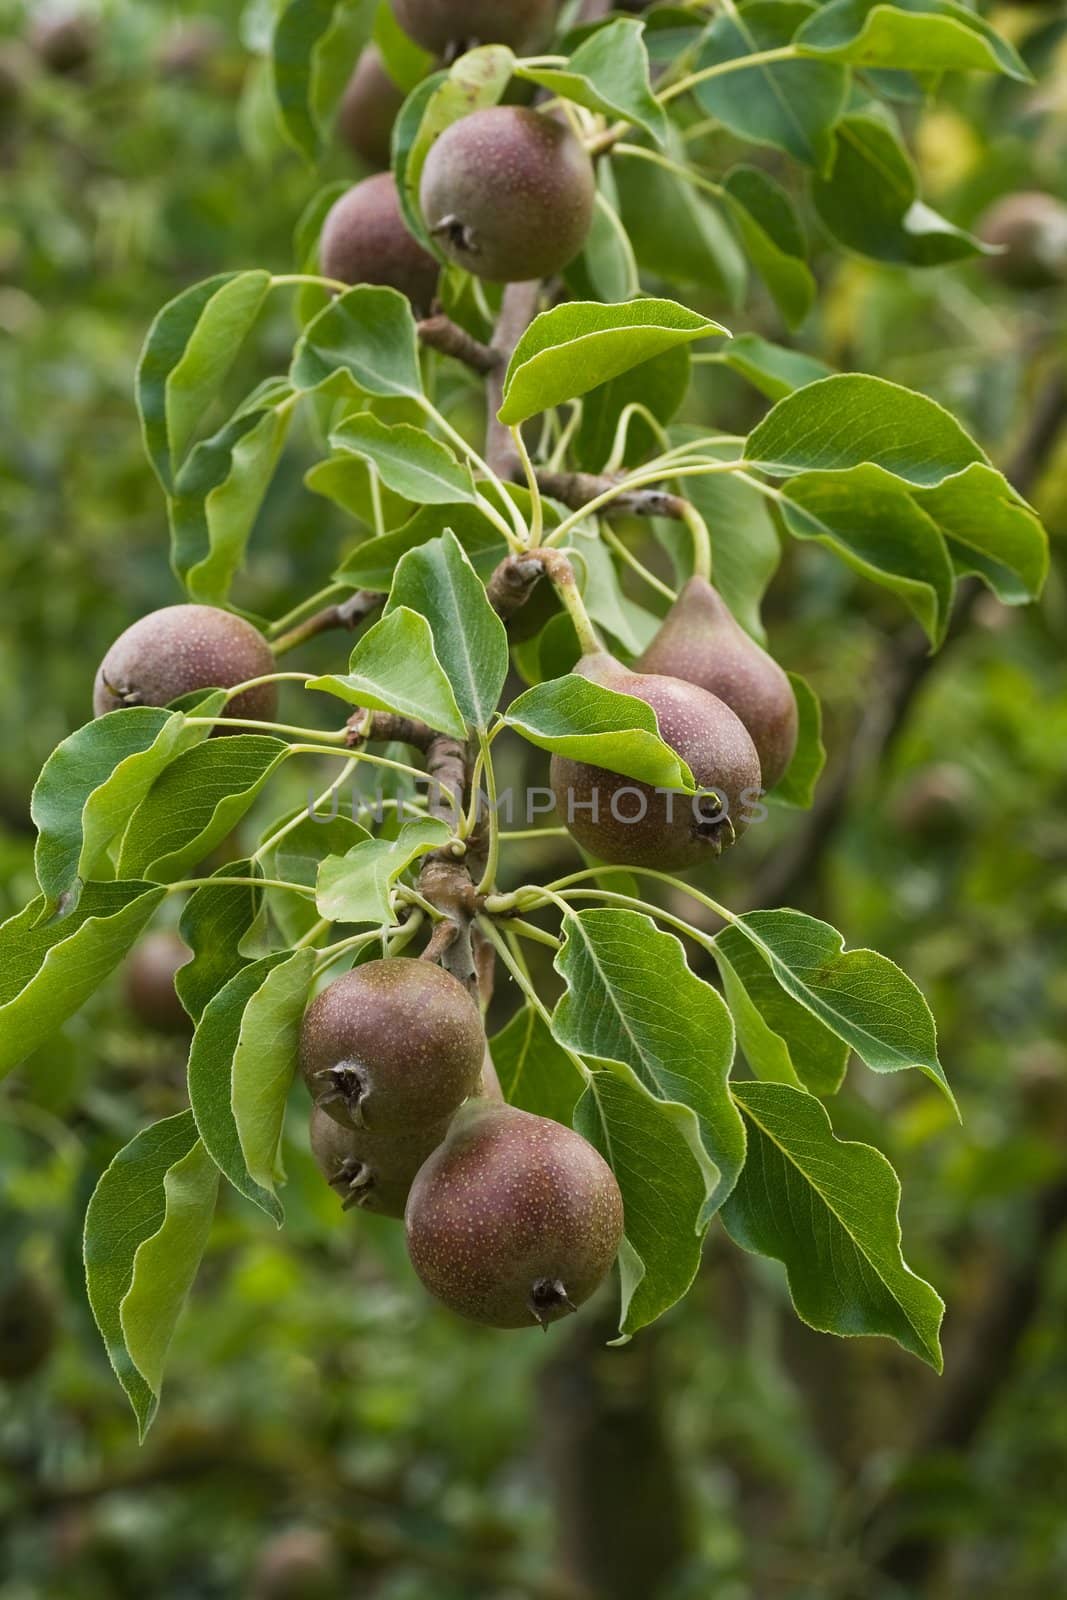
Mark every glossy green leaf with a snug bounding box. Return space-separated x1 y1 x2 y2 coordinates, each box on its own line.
490 1005 585 1125
334 502 510 591
0 883 166 1078
722 168 816 329
291 285 423 400
518 19 668 144
693 1 849 173
713 924 848 1094
116 736 290 883
714 333 832 401
271 0 375 160
170 388 293 604
386 530 509 729
136 272 272 492
797 0 1031 81
309 606 467 737
499 299 724 427
722 1082 944 1368
316 817 451 924
770 673 825 808
812 112 984 266
575 1064 716 1337
84 1111 216 1437
32 708 200 913
729 909 955 1108
232 949 316 1199
614 145 747 306
260 812 371 945
553 909 745 1214
176 860 265 1022
503 675 695 791
911 463 1047 604
330 413 477 505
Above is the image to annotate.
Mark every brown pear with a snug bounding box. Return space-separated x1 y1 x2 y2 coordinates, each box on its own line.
637 577 798 790
93 604 277 724
336 46 405 170
978 192 1067 289
320 172 440 312
392 0 558 56
549 651 763 870
405 1101 624 1329
124 932 192 1034
310 1104 450 1219
300 957 484 1133
419 105 595 282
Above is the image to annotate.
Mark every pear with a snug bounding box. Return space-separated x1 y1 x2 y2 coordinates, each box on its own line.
309 1104 451 1220
637 578 798 790
405 1101 624 1329
300 957 484 1133
93 604 277 725
548 651 762 870
124 932 192 1035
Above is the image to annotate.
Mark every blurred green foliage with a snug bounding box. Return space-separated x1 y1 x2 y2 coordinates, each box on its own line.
1 2 1066 1597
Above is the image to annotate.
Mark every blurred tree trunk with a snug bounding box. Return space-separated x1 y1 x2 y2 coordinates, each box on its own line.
539 1313 691 1599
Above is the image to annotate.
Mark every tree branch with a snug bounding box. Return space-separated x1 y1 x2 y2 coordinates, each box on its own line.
346 710 436 750
535 470 688 521
272 590 383 657
486 280 542 478
417 313 500 374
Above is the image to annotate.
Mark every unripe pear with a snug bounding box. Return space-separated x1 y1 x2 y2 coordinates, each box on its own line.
310 1103 451 1219
300 957 484 1133
31 10 94 75
124 932 192 1034
978 192 1067 289
549 652 763 870
392 0 558 55
93 605 277 724
419 106 595 282
320 172 440 312
637 577 798 790
336 46 404 170
405 1101 624 1329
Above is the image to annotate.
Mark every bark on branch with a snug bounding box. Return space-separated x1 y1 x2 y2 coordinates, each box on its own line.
417 313 500 374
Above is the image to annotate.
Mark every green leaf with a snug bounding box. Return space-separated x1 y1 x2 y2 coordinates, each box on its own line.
386 530 509 730
271 0 375 160
722 1082 944 1368
575 1065 715 1337
316 817 451 924
309 607 467 738
176 860 265 1022
518 19 668 145
291 285 423 400
553 909 745 1215
745 373 986 484
188 955 292 1222
0 883 167 1079
693 1 849 173
566 186 641 305
84 1111 216 1437
728 909 955 1109
811 112 984 266
715 332 832 401
116 736 290 883
777 464 956 644
503 675 695 790
770 673 825 807
304 453 411 528
260 811 372 945
32 708 203 913
136 272 272 492
334 501 511 591
614 144 747 306
490 1006 585 1125
329 413 477 505
713 924 848 1094
394 46 514 252
232 949 316 1199
499 299 725 427
575 345 691 472
118 1137 219 1428
911 463 1047 604
170 389 292 604
721 168 816 330
796 0 1031 81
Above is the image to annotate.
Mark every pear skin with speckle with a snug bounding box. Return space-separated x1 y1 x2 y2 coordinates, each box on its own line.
310 1104 452 1219
93 604 276 724
405 1101 624 1329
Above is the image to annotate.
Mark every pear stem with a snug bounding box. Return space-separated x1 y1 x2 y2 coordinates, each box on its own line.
680 499 712 581
540 550 602 657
